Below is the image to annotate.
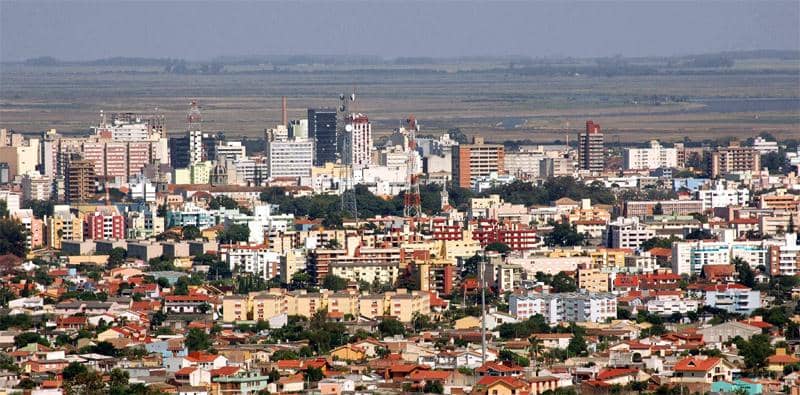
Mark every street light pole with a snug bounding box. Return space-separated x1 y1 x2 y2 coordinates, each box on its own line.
480 251 487 364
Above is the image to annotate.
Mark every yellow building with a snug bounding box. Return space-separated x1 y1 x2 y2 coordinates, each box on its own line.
46 210 83 250
767 348 800 373
576 268 609 293
330 345 366 362
590 248 627 269
454 316 481 330
327 292 359 317
386 290 431 323
190 161 213 184
222 295 250 322
173 168 191 184
253 293 286 321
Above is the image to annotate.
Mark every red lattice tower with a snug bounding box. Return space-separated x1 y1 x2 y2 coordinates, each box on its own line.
403 115 422 219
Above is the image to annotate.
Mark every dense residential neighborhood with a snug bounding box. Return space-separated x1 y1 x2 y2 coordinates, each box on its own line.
1 102 800 395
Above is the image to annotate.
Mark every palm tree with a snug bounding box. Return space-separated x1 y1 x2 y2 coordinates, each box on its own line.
528 336 543 375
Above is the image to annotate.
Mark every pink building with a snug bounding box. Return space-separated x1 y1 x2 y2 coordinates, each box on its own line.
84 207 126 240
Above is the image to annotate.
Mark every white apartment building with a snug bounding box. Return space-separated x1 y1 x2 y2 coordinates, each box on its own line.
605 217 656 250
485 260 523 293
767 233 800 276
505 151 545 179
219 243 281 280
752 136 779 154
623 140 677 170
703 285 761 314
509 292 617 325
266 139 314 179
645 295 700 316
342 114 372 169
672 236 769 276
215 141 246 161
697 183 750 210
188 130 203 165
21 172 52 202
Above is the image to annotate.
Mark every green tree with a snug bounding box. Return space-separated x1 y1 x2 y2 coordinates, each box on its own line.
550 272 577 293
499 348 530 367
0 217 27 257
545 222 585 247
185 328 212 351
732 257 755 287
735 334 773 372
485 242 511 255
181 225 201 240
14 332 49 348
209 195 240 210
304 366 324 382
62 362 89 380
270 349 299 361
567 331 588 356
378 318 406 337
217 224 250 244
423 380 444 394
107 247 128 269
322 274 349 291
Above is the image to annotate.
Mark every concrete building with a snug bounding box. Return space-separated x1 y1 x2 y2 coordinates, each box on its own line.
266 139 314 179
623 140 677 170
83 207 126 240
66 157 96 203
708 141 760 178
46 205 83 249
623 200 704 217
341 113 372 169
219 243 281 280
703 284 761 315
21 172 52 202
509 292 617 324
767 233 800 276
697 183 750 211
577 268 609 293
578 120 604 172
645 294 700 316
214 141 246 161
605 217 656 250
452 137 505 188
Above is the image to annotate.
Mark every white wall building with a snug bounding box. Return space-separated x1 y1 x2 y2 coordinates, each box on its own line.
509 292 617 325
266 139 314 179
623 140 678 170
697 183 750 211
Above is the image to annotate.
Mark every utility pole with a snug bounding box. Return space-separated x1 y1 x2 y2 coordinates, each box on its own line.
480 251 487 364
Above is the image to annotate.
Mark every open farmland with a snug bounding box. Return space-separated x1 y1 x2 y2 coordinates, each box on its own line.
1 61 798 144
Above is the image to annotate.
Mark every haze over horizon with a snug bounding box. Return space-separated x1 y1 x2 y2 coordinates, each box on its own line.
1 1 799 62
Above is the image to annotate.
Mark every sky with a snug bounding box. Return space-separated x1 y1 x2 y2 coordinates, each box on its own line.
1 1 799 61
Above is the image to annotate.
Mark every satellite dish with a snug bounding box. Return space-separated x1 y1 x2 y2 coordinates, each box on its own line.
345 124 354 132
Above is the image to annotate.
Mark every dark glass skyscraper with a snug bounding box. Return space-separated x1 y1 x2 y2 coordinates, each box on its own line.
308 108 337 166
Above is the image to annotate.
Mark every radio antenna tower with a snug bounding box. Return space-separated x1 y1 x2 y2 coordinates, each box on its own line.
339 90 358 222
403 115 422 218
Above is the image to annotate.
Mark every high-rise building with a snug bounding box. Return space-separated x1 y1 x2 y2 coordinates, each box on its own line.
451 137 505 188
21 172 52 202
341 113 372 169
169 136 191 169
708 141 761 178
84 207 126 240
266 139 314 179
623 140 678 170
66 156 96 203
578 120 604 172
308 109 338 166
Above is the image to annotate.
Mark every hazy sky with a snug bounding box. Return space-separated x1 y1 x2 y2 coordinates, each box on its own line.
1 1 799 61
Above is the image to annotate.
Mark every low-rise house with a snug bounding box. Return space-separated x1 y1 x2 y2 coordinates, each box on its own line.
767 348 800 374
672 356 736 385
174 366 211 387
698 321 761 345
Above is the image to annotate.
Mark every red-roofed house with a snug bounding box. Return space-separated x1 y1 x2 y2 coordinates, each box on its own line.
475 361 524 377
475 376 530 395
595 368 649 386
184 352 227 370
673 356 736 385
174 366 211 387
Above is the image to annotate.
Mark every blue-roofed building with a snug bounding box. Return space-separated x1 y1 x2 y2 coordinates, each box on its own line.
711 379 762 395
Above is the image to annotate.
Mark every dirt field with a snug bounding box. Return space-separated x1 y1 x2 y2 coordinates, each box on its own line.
0 64 798 143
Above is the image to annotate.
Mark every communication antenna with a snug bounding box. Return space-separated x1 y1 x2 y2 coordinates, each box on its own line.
339 91 358 222
403 115 422 219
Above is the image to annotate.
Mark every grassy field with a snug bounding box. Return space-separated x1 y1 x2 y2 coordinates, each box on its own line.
0 62 798 143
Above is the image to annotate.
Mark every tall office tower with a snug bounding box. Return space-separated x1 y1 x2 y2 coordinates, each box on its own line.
66 155 96 203
308 109 338 166
266 138 314 178
578 120 605 172
451 136 505 188
341 113 372 169
187 101 203 165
